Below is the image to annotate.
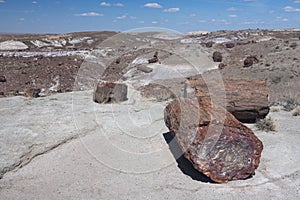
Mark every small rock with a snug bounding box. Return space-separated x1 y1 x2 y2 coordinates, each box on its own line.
137 65 153 73
289 43 297 48
138 83 175 102
148 57 158 64
0 75 6 82
212 51 222 62
225 43 235 48
218 63 226 69
115 58 121 64
94 81 128 104
148 52 159 64
244 56 259 67
205 42 214 48
25 88 41 98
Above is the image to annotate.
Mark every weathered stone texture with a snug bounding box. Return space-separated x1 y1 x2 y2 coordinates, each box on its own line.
185 76 270 122
164 97 263 183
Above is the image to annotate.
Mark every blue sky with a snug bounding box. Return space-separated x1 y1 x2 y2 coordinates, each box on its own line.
0 0 300 33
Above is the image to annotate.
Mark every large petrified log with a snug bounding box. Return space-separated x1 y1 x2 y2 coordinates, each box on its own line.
184 76 269 123
94 81 127 103
164 97 263 183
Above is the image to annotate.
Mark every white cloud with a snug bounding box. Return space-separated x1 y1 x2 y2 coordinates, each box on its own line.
229 14 237 18
178 22 189 25
163 8 180 12
130 16 137 19
138 21 145 24
144 3 163 8
242 0 256 2
294 1 300 3
101 2 124 7
100 2 111 7
74 12 104 17
116 15 127 19
199 20 207 23
211 19 227 23
114 3 124 7
19 18 25 21
190 14 196 17
227 7 237 11
276 17 289 22
152 21 158 24
284 6 300 12
32 1 37 4
0 0 5 3
241 21 265 25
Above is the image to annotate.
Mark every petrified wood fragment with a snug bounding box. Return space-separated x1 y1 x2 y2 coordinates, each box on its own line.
244 56 259 67
185 76 269 122
164 97 263 183
212 51 222 62
94 81 127 103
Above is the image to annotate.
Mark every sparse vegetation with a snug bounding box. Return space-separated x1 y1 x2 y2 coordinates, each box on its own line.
270 107 280 112
283 98 299 111
292 106 300 116
256 117 277 132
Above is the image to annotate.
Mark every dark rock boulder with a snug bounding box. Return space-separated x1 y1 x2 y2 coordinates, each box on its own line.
225 43 235 48
212 51 222 62
115 58 121 64
205 42 214 48
218 63 226 70
244 56 259 67
0 75 6 82
94 81 127 104
164 97 263 183
148 51 159 64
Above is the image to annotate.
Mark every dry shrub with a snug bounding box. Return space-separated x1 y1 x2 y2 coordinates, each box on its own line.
292 106 300 116
283 98 299 112
256 117 277 132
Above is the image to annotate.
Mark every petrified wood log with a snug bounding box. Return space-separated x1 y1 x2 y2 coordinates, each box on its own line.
212 51 222 62
244 56 259 67
94 81 127 104
185 76 269 123
164 97 263 183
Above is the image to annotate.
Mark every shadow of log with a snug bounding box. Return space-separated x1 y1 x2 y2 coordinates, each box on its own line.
163 132 216 183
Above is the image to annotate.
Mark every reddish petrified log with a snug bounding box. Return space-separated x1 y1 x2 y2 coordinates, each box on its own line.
164 97 263 183
185 76 270 123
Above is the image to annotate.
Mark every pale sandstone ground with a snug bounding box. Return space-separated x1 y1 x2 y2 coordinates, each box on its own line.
0 90 299 199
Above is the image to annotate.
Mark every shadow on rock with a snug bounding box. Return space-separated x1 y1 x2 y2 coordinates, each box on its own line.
163 132 216 184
